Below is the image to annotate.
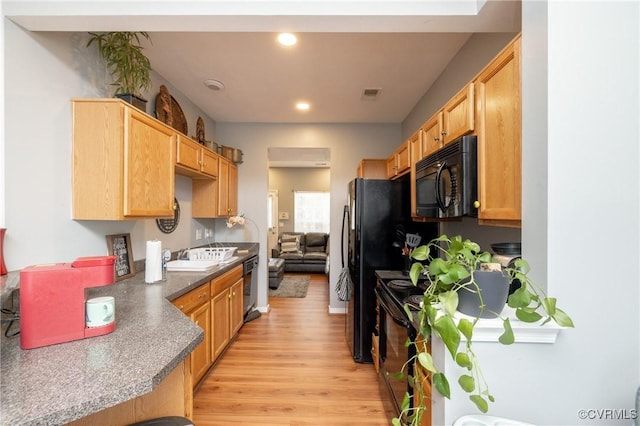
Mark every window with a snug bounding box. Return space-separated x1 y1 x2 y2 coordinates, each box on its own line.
294 191 330 233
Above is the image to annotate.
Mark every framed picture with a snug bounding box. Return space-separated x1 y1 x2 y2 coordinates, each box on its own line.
106 233 135 281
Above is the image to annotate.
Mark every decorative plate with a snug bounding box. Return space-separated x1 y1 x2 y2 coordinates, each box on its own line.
154 86 188 135
156 198 180 234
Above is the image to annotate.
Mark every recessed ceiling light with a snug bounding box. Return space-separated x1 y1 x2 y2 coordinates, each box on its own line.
277 33 297 46
296 102 310 111
204 79 225 91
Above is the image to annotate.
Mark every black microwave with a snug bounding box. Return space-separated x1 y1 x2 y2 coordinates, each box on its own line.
415 135 478 219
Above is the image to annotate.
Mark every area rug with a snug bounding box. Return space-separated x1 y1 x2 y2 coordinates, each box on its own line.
269 275 310 298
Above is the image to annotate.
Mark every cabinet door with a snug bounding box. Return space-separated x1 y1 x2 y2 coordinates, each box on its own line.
192 179 218 218
230 279 244 337
442 82 474 144
227 163 238 217
396 141 410 174
217 157 230 216
385 155 397 178
475 36 521 224
190 302 212 385
124 108 175 217
358 159 387 179
201 149 219 178
421 112 443 158
211 289 231 361
176 135 201 172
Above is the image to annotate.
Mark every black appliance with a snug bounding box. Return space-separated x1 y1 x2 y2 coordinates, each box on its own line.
415 135 478 219
375 275 427 421
344 178 409 363
242 255 259 318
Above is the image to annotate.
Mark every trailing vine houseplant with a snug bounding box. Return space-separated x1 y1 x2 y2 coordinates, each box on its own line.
87 32 152 109
393 235 574 426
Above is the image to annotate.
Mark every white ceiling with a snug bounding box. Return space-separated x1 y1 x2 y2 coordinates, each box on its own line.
5 0 522 124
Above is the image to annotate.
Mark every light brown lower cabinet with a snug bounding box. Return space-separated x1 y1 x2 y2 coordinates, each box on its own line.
172 284 212 386
211 265 244 361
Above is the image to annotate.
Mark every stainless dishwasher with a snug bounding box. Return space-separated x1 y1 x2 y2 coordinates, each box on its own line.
242 255 259 321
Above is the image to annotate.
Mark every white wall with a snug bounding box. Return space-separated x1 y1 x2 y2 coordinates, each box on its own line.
438 2 640 425
215 122 400 312
3 23 217 269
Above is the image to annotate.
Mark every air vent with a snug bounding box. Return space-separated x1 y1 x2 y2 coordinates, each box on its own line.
361 88 381 101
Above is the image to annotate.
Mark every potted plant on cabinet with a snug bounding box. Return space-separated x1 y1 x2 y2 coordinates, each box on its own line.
394 235 574 426
86 32 152 111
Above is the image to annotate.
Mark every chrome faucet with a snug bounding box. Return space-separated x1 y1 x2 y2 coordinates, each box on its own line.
177 248 190 260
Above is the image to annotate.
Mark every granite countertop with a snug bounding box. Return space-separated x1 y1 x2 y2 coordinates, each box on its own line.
0 246 258 426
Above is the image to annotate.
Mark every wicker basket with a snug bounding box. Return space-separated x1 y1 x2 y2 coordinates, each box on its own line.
188 247 237 261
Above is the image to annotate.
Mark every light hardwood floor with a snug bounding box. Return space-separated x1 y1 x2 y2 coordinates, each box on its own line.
193 273 390 425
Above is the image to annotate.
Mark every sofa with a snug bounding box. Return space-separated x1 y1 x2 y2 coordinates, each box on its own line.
271 232 329 273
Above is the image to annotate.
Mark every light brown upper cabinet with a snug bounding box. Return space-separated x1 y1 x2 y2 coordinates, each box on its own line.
386 140 411 179
441 82 475 145
72 99 175 220
409 130 423 217
474 35 522 226
217 157 238 217
357 159 387 179
420 112 443 159
175 134 219 179
415 83 474 165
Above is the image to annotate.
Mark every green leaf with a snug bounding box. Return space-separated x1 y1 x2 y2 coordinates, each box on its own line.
391 419 402 426
429 258 448 276
409 262 424 284
457 318 474 341
448 264 471 282
458 374 475 392
512 258 530 273
433 372 450 399
388 371 405 380
410 245 430 261
401 391 411 410
515 307 543 323
498 318 515 345
553 307 575 327
470 395 489 413
455 352 472 369
433 315 461 358
403 303 413 320
507 287 532 308
543 297 557 316
417 351 437 373
439 290 459 316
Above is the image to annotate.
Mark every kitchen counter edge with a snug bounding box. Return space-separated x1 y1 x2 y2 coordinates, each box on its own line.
0 247 259 426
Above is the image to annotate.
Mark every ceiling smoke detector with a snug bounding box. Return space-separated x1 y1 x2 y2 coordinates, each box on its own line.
204 79 225 91
361 88 381 101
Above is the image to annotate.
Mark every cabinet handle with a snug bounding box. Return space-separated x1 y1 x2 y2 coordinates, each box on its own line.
228 292 231 299
434 137 440 142
473 201 480 208
441 130 447 136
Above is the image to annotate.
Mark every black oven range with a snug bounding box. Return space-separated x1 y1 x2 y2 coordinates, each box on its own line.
374 270 428 422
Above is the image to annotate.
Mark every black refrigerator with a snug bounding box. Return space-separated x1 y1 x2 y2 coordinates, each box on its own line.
344 178 410 363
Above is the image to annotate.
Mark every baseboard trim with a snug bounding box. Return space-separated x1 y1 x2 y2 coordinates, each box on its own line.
328 305 346 315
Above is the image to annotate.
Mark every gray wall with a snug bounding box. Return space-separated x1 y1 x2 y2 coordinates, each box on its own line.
214 122 400 311
268 167 331 234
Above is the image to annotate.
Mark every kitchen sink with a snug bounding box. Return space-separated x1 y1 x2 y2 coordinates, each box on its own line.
166 260 220 272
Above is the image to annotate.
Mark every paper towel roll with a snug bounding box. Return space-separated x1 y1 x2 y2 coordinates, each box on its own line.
145 240 163 283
